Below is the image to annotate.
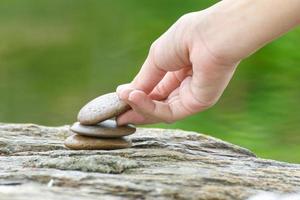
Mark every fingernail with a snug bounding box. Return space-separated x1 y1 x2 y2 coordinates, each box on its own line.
128 90 146 103
128 90 138 101
116 84 127 94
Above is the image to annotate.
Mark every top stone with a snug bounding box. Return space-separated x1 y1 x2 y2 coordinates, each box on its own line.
78 92 130 125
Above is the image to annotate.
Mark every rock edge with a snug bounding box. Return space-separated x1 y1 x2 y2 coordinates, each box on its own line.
0 123 299 200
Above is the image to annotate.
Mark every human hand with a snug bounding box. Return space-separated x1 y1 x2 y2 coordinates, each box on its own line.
116 0 300 125
116 11 239 125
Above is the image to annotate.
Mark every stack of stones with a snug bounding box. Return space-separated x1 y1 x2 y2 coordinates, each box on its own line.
64 92 136 150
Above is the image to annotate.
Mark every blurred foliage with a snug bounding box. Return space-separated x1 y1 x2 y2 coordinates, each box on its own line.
0 0 300 163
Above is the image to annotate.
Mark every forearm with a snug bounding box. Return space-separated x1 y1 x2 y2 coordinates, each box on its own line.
197 0 300 63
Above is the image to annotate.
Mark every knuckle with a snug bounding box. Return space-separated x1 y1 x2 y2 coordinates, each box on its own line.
156 84 167 95
149 40 159 54
198 99 217 109
148 39 164 71
178 12 196 23
183 97 216 114
178 13 189 22
189 85 219 110
159 114 176 124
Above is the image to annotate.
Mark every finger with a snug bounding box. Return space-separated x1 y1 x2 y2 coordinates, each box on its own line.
116 85 157 123
149 68 192 100
116 84 134 100
166 87 180 103
116 110 144 125
117 110 158 125
116 83 131 94
148 72 180 101
131 54 167 94
131 21 191 94
118 78 205 124
168 77 208 119
117 89 158 124
121 89 176 123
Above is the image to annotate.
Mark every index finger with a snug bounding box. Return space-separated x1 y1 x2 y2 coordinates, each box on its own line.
131 52 166 94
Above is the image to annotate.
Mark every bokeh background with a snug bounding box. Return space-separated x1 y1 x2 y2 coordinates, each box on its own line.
1 0 300 163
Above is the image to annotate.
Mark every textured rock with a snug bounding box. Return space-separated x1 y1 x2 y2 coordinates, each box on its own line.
0 123 300 200
77 92 129 125
64 134 132 150
70 120 135 138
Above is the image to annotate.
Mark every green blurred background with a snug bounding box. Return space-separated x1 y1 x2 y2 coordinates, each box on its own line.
0 0 300 163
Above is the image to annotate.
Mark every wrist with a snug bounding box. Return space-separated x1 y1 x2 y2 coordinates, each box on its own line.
192 0 300 64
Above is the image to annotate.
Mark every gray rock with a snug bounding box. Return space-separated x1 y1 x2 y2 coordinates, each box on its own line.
70 120 136 138
64 134 132 150
0 122 300 200
77 92 130 125
247 192 300 200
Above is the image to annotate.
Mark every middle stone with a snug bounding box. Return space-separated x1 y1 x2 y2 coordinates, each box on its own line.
70 120 136 138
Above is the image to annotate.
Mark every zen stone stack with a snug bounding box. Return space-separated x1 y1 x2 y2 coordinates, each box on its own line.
64 92 135 150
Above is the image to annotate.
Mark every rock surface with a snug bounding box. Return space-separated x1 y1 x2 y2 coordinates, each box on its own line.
77 92 129 125
0 123 300 200
70 120 136 138
64 134 132 150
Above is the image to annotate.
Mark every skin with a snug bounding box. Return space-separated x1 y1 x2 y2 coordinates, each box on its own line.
116 0 300 125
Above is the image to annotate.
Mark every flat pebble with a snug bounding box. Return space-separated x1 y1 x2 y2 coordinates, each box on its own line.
77 92 129 125
70 120 136 138
64 134 132 150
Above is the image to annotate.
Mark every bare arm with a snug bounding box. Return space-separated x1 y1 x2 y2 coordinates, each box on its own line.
116 0 300 125
201 0 300 63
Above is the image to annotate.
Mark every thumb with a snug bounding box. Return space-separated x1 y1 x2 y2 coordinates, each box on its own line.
125 14 193 94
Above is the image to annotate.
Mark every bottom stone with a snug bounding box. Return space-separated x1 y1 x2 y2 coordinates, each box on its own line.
64 134 132 150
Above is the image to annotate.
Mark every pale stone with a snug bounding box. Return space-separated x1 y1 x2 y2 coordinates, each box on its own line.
77 92 129 125
70 120 136 138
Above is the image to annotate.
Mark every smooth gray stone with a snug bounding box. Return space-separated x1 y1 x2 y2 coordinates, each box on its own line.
77 92 130 125
64 134 132 150
70 120 136 138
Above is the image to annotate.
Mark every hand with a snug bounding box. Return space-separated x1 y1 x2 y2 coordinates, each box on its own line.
116 11 238 125
116 0 300 125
